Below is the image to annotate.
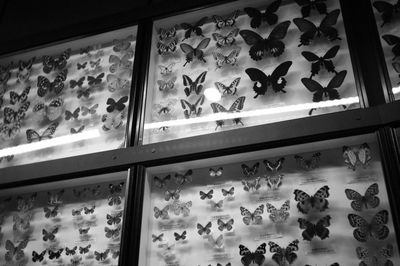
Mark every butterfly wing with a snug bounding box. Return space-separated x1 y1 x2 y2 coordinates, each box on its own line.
284 240 299 264
371 210 389 240
345 188 364 211
228 96 246 112
315 215 331 239
239 30 264 46
348 213 369 242
264 0 282 25
294 189 312 214
245 68 269 97
319 9 340 41
293 18 317 46
365 183 380 209
301 77 325 102
244 7 263 28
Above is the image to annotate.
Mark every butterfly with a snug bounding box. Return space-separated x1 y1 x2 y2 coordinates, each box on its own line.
72 208 83 216
16 193 36 212
81 104 98 116
79 245 91 254
3 102 30 123
26 122 58 143
154 206 169 219
294 0 327 18
302 70 347 114
210 200 224 209
65 107 80 121
102 112 125 131
356 244 393 266
373 0 400 27
294 9 341 46
174 231 187 241
181 17 208 40
32 250 46 262
244 0 281 29
171 200 192 216
107 74 130 92
0 62 12 85
65 246 77 256
294 186 330 214
212 10 239 29
209 167 223 177
245 61 292 98
95 249 110 261
43 206 59 218
13 214 31 231
113 35 132 52
157 38 179 55
342 143 371 171
199 189 214 200
87 72 105 85
208 234 224 248
89 58 101 69
242 177 261 192
77 62 88 70
303 46 340 79
210 96 246 130
37 69 68 97
214 78 240 96
109 54 132 73
182 71 207 96
0 123 21 141
157 76 177 92
240 205 264 225
107 212 123 225
105 226 121 238
241 162 260 178
84 206 95 214
213 47 241 68
222 187 234 196
159 63 175 75
180 38 211 66
348 210 389 242
165 189 181 201
239 243 267 266
239 21 291 61
218 218 234 231
5 239 28 261
197 222 212 235
268 240 299 265
174 169 193 185
298 215 331 241
32 97 63 121
382 34 400 60
294 152 321 170
265 174 283 190
153 175 171 188
106 96 128 113
266 200 290 224
9 86 30 105
212 28 239 49
42 49 70 73
16 58 34 83
47 189 64 206
345 183 380 211
70 256 83 266
158 26 177 41
79 227 90 235
264 157 285 172
42 227 58 241
152 233 164 242
48 248 64 260
70 125 85 134
69 77 85 90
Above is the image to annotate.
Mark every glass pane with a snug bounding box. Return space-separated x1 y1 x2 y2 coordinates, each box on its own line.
0 171 127 265
142 0 360 144
370 0 400 100
0 26 136 168
140 134 399 266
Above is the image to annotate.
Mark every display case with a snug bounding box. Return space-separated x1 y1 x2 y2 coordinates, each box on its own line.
0 26 137 168
142 0 361 144
139 134 399 266
0 171 128 266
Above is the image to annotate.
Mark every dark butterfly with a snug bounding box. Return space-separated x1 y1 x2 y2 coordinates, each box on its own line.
210 96 246 130
70 125 85 134
80 46 92 54
294 152 321 170
239 21 291 61
222 187 234 196
10 86 30 105
242 177 261 192
356 244 393 266
65 107 80 120
180 38 211 66
268 240 299 266
264 157 285 172
43 206 59 218
218 218 234 231
215 77 240 96
181 17 208 40
48 248 63 260
212 10 239 30
107 212 123 225
293 9 341 46
26 122 58 143
158 26 177 41
348 210 389 242
239 243 266 266
174 231 187 241
94 249 110 261
152 233 164 242
165 189 181 201
5 239 28 261
241 162 260 177
266 200 290 223
244 0 281 28
87 72 104 85
180 95 205 119
342 143 372 171
17 58 35 83
106 96 128 113
240 205 264 225
209 167 223 177
105 226 121 238
81 104 98 116
197 222 212 235
157 76 177 92
382 34 400 60
157 38 179 55
298 215 331 241
212 28 239 49
199 189 214 200
302 45 340 78
42 227 58 241
154 206 169 219
84 206 95 214
77 62 87 70
294 0 327 18
345 183 380 211
79 245 91 254
47 189 64 206
213 47 241 68
79 227 90 235
32 250 46 262
72 208 83 216
294 185 330 214
182 71 207 96
245 61 292 98
3 102 30 123
70 77 85 88
154 175 171 188
65 246 77 256
373 0 400 27
37 69 68 97
42 49 71 73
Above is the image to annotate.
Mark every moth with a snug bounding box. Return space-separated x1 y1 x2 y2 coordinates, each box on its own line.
26 122 58 143
246 61 292 98
152 233 164 242
65 107 80 121
180 38 211 66
81 104 98 116
180 95 205 119
42 49 71 73
294 152 321 170
180 17 208 40
77 62 87 70
174 231 187 241
42 227 58 241
5 239 28 261
153 175 171 188
238 243 266 266
48 248 64 260
266 200 290 224
109 54 132 73
345 183 380 211
87 72 105 85
382 34 400 60
298 215 331 241
182 71 207 96
244 0 282 28
158 26 176 41
37 69 68 97
79 245 91 254
212 10 239 30
242 162 260 178
356 244 393 266
212 28 239 48
214 77 240 96
239 21 291 61
217 218 234 231
32 250 46 262
197 222 212 235
240 204 264 225
107 74 130 92
302 45 340 78
157 38 179 55
165 189 181 201
43 206 59 218
348 210 389 242
293 9 341 46
342 143 371 171
65 246 77 256
210 96 246 130
199 189 214 200
213 47 241 68
157 76 177 92
94 249 110 261
294 0 327 18
222 187 234 196
106 96 128 113
84 206 95 214
170 200 192 216
9 86 30 105
208 234 224 248
373 0 400 27
268 240 299 266
69 77 85 89
293 185 330 214
3 102 30 123
105 226 121 238
209 167 223 177
113 36 132 52
159 63 175 75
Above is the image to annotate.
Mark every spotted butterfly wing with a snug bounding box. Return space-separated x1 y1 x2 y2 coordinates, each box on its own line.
293 185 330 214
244 0 282 28
104 226 121 238
180 38 211 66
65 107 80 120
69 77 85 88
240 205 264 225
268 240 299 265
266 200 290 223
342 143 372 170
345 183 380 211
348 210 389 242
106 212 123 225
9 86 30 105
87 72 105 85
79 245 91 254
238 243 266 266
42 227 58 241
43 206 59 218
